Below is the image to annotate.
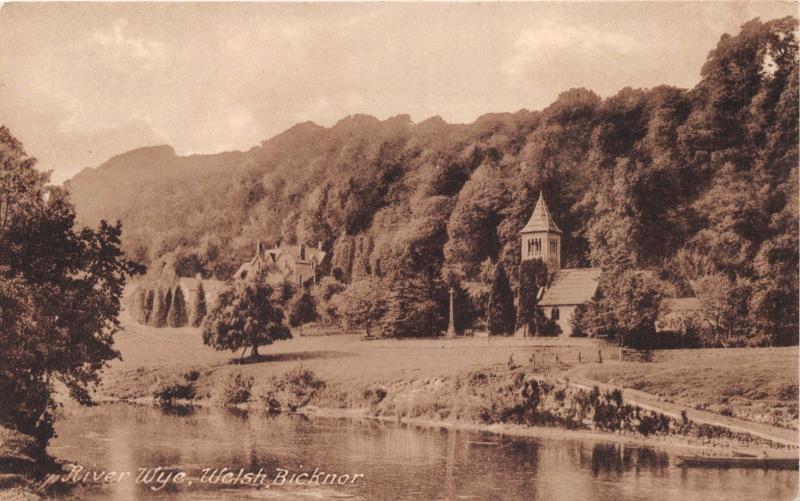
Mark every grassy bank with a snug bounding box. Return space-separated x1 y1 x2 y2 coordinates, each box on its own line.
568 348 799 430
88 316 800 453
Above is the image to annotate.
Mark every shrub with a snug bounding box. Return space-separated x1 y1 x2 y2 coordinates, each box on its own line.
362 385 388 406
153 375 195 403
260 367 326 413
221 372 254 406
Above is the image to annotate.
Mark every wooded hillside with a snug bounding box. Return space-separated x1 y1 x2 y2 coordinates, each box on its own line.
66 18 799 343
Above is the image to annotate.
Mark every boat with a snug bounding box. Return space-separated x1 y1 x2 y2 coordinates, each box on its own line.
676 455 799 470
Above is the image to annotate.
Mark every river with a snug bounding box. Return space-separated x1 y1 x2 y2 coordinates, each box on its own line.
48 403 796 500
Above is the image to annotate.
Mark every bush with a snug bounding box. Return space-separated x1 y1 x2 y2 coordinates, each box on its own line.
260 367 326 412
221 372 254 406
362 385 388 406
153 375 195 403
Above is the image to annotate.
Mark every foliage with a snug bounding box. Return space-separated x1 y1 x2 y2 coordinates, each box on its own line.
692 274 753 347
167 286 188 327
221 372 254 405
288 288 319 327
311 276 345 326
150 288 168 327
153 374 196 403
260 366 326 413
65 18 799 345
331 278 386 336
577 269 666 346
516 259 549 336
0 127 143 445
486 262 515 336
191 281 207 327
380 272 446 337
201 279 291 359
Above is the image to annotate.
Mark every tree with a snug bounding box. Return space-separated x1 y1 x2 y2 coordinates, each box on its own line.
0 127 143 445
143 288 155 325
288 288 318 328
150 288 168 327
486 262 515 336
167 286 188 327
191 281 207 327
202 280 291 359
692 273 752 347
516 258 549 336
333 279 386 336
578 269 665 347
130 287 148 323
381 272 446 337
311 276 345 326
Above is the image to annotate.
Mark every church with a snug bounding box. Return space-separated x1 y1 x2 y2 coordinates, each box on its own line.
520 193 601 336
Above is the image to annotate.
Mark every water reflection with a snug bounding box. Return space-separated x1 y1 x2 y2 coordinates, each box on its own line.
49 403 798 501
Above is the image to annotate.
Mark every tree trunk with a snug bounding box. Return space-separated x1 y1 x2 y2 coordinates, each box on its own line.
251 344 259 359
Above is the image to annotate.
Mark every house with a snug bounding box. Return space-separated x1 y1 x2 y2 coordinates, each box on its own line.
233 240 327 287
520 192 600 336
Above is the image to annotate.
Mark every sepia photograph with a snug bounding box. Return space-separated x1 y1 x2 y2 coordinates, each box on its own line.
0 1 798 499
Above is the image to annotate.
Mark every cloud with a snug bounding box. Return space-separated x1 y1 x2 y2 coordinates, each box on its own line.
90 19 166 70
503 21 635 76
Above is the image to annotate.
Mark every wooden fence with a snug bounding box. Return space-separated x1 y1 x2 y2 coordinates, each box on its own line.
619 348 654 362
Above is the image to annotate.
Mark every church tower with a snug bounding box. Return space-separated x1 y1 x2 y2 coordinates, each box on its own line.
520 192 562 270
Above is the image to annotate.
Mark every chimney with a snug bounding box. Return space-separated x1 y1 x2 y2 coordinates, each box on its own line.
299 243 306 260
256 240 265 256
317 241 323 251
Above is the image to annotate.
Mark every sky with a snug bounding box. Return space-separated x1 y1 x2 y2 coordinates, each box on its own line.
0 2 796 183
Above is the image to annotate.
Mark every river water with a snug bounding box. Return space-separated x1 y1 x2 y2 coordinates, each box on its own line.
48 403 796 500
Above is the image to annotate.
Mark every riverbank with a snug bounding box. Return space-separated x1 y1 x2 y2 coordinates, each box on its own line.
87 316 797 456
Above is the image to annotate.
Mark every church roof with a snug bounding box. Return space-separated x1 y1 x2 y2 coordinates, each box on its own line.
539 268 601 306
521 192 562 234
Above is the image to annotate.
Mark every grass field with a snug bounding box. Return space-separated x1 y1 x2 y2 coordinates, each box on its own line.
568 348 799 430
100 311 608 399
99 312 798 435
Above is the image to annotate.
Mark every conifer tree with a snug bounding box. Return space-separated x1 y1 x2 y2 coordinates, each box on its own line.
131 287 147 323
516 259 549 336
191 281 207 327
486 262 515 336
167 286 188 327
151 288 168 327
144 288 155 325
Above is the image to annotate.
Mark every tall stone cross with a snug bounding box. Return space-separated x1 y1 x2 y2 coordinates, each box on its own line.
446 287 457 337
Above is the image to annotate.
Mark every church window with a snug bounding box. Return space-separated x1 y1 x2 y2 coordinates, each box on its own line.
551 307 560 321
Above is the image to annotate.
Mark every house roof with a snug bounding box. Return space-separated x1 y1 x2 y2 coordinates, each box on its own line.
521 192 562 235
539 268 601 306
265 244 326 264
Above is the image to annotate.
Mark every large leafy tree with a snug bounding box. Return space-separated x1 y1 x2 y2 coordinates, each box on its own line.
201 279 291 359
0 127 143 445
332 278 386 336
576 269 665 347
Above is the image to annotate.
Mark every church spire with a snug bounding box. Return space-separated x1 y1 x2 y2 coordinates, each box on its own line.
521 191 562 235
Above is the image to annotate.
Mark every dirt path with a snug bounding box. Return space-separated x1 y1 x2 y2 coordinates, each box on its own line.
564 374 799 448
